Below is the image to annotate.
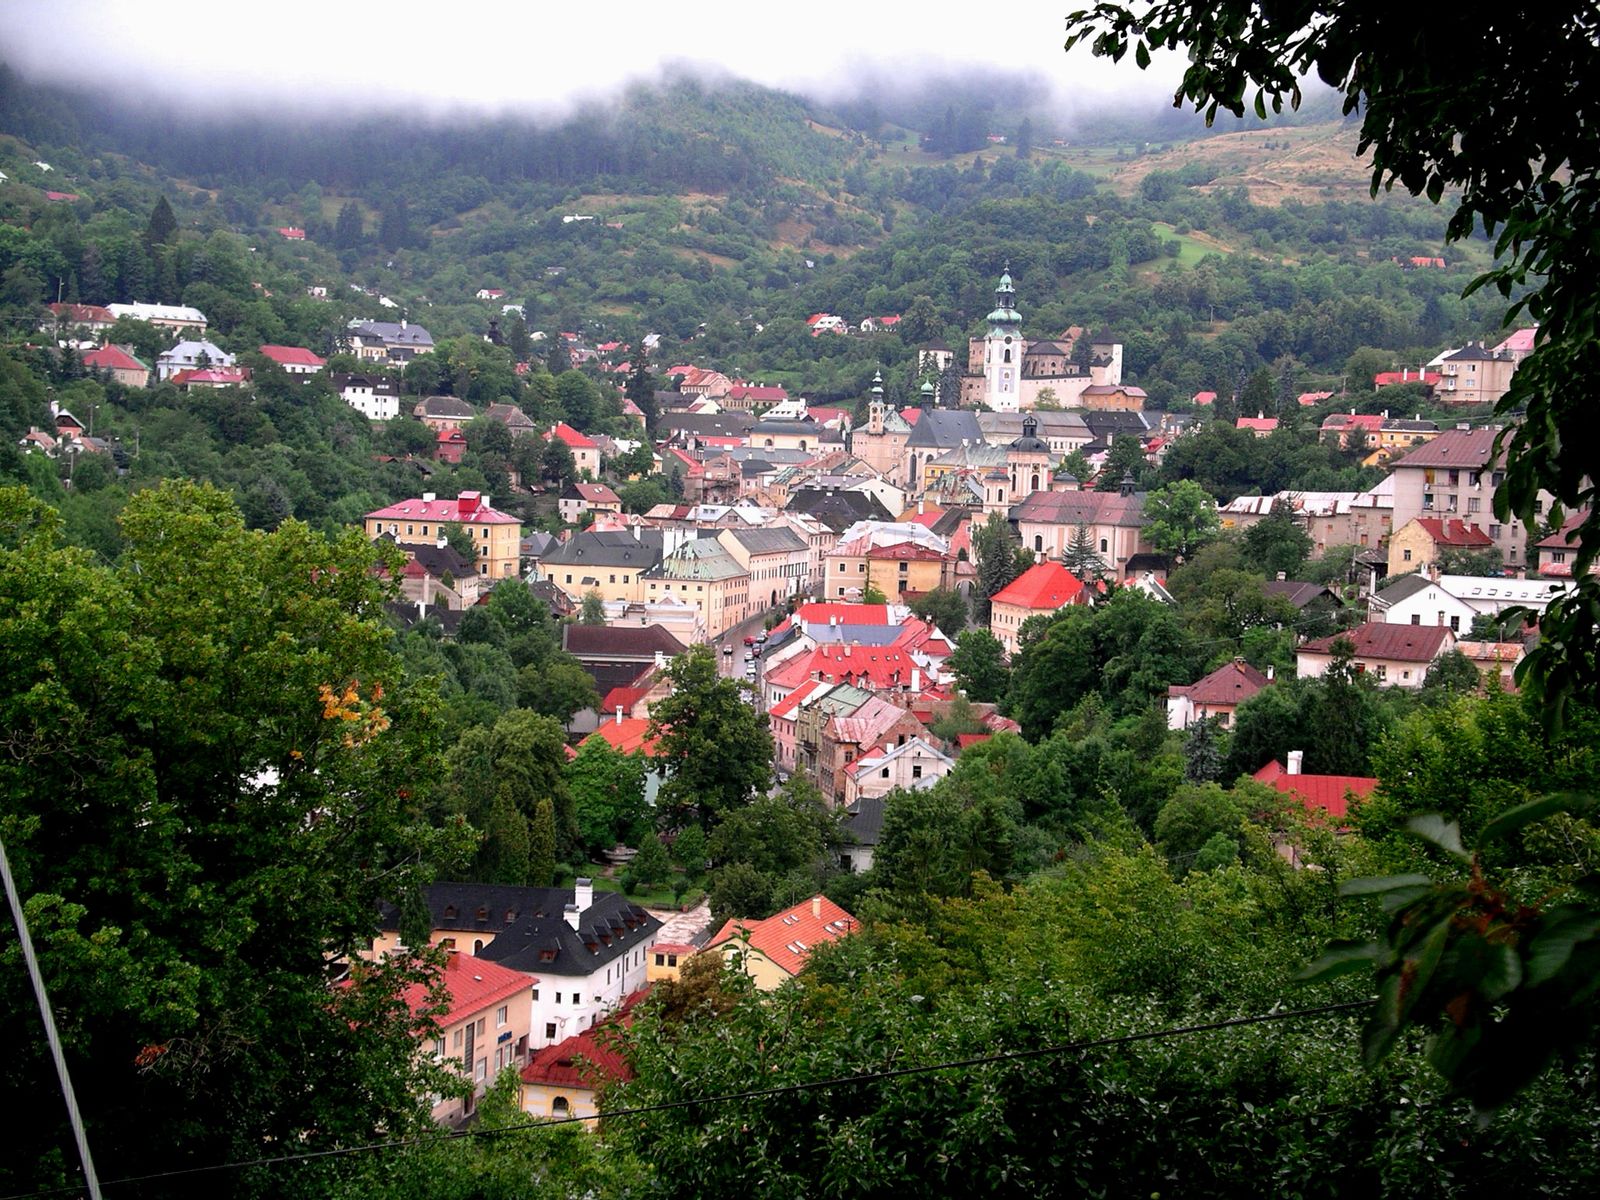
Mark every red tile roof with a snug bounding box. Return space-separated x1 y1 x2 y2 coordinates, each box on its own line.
1299 621 1452 663
707 895 857 978
794 602 893 626
276 226 306 239
549 422 597 449
400 952 535 1028
1412 518 1493 548
258 344 326 367
1236 415 1279 432
48 303 115 324
1192 390 1217 405
582 717 662 757
82 345 146 372
990 561 1087 611
519 988 648 1090
1168 658 1269 706
1374 370 1441 387
1253 760 1377 821
365 492 518 525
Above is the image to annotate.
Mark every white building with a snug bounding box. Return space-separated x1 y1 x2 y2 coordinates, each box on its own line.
156 339 235 381
842 736 954 806
335 373 401 421
107 302 209 333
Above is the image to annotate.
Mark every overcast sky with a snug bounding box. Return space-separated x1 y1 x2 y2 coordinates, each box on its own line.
2 0 1186 119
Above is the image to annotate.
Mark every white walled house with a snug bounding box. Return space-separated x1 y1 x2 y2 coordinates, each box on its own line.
1296 622 1453 689
841 736 953 806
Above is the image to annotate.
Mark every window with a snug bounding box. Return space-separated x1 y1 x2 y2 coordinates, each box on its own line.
439 937 456 951
1099 538 1108 553
555 992 562 1004
496 1005 508 1028
1375 664 1387 680
552 1097 570 1117
912 764 923 779
476 1018 486 1036
668 953 678 967
454 1029 463 1049
545 1023 556 1040
654 953 665 967
475 1058 487 1082
1468 497 1481 513
573 994 581 1006
881 767 891 778
473 939 484 954
532 989 539 1001
1403 549 1413 563
1410 614 1421 625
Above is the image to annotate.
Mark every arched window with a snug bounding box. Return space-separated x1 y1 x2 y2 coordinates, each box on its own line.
1034 535 1043 552
1004 348 1012 364
552 1096 570 1117
473 939 484 954
1031 472 1040 492
1099 538 1108 553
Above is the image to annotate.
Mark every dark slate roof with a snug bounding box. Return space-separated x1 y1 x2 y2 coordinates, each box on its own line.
528 578 576 617
404 539 476 578
384 601 464 635
1079 411 1151 438
906 409 983 450
1372 573 1435 606
385 883 662 978
417 394 476 418
841 794 886 847
726 527 811 555
542 530 665 570
563 623 687 660
1263 579 1339 609
657 412 756 438
786 488 895 532
750 416 822 435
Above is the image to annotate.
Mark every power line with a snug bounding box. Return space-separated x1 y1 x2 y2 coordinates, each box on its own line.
0 997 1368 1200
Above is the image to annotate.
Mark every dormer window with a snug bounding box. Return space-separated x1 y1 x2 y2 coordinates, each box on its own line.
476 907 488 922
443 905 457 920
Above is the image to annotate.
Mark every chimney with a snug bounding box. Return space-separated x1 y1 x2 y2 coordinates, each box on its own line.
615 706 624 726
1266 666 1274 681
563 903 581 930
422 491 436 503
437 534 448 550
1276 571 1287 581
1287 750 1304 776
811 896 822 919
575 877 593 914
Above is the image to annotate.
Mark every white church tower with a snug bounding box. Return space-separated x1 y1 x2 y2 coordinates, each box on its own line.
983 265 1025 412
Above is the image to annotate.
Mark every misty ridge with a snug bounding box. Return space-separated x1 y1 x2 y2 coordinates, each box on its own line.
0 57 1344 197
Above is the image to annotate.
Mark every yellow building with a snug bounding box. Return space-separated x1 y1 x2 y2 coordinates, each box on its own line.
365 491 522 579
642 539 750 638
822 521 953 600
707 895 858 991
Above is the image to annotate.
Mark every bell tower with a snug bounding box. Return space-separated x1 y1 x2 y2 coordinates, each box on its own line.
983 263 1024 412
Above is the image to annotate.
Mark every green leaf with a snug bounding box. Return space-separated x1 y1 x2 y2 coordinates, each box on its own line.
1480 943 1524 1001
1398 918 1453 1020
1480 793 1597 844
1405 814 1470 862
1339 873 1434 897
1525 914 1600 986
1296 940 1381 984
1135 40 1151 69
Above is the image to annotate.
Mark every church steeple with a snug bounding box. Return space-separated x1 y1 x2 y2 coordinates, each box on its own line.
983 262 1024 413
866 369 886 434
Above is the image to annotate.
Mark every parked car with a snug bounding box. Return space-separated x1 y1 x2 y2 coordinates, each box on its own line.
722 643 733 655
743 635 756 646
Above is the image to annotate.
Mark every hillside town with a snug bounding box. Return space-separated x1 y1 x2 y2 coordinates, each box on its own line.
4 11 1597 1194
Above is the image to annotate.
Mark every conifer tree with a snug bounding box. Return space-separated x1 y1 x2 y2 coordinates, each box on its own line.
142 195 177 248
529 796 557 887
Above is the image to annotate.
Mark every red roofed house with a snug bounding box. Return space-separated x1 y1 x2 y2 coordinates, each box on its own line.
1296 622 1453 688
385 951 537 1126
434 429 468 464
364 491 523 579
1254 752 1377 824
723 382 789 411
518 988 646 1125
582 713 663 759
1166 658 1270 730
1236 412 1279 437
257 344 326 374
559 482 622 524
171 367 251 390
547 423 601 478
988 561 1088 654
1298 391 1334 407
1387 516 1494 577
707 894 858 990
44 302 116 333
1373 368 1440 391
1319 411 1386 449
44 191 80 203
1536 513 1590 579
1192 390 1217 406
276 226 306 240
82 344 150 388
